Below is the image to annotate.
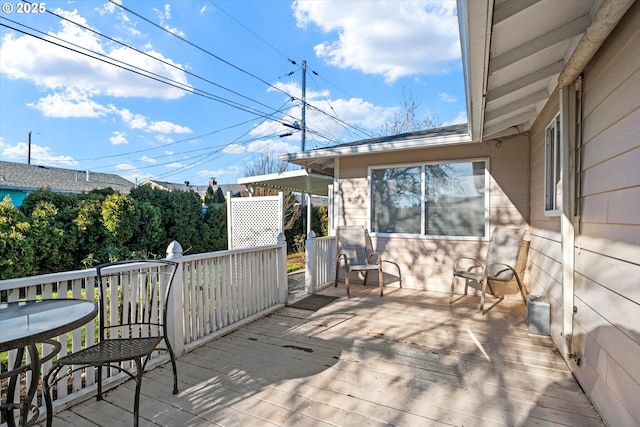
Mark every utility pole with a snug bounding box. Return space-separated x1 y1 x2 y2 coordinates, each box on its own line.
301 60 307 151
301 60 308 235
28 131 32 165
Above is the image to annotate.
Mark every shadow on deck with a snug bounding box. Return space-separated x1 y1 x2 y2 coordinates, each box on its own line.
52 281 604 426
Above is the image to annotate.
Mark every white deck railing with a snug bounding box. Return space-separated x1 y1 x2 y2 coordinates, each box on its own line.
0 237 287 423
305 231 337 293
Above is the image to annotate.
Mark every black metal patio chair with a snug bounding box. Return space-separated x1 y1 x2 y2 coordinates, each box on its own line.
44 259 179 427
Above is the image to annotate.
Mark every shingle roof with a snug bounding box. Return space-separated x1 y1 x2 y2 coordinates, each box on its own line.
0 161 135 194
328 123 469 149
280 123 471 175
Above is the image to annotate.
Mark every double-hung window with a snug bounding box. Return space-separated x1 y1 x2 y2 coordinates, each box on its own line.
545 114 561 215
370 158 488 238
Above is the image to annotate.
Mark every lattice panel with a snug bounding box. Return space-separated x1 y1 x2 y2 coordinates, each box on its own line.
229 195 283 249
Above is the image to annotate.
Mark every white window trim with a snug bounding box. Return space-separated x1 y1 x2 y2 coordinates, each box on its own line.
544 114 561 217
367 157 490 240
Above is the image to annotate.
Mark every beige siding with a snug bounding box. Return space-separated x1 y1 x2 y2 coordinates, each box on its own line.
528 89 564 347
335 135 529 294
528 3 640 426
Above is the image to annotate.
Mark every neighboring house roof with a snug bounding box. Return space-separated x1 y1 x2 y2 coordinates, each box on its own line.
142 180 243 199
0 161 134 195
460 0 634 141
280 123 470 175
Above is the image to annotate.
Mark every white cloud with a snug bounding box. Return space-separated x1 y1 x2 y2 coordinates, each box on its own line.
109 131 128 145
223 144 245 154
247 139 299 154
155 135 175 144
438 92 457 103
267 81 396 141
196 165 243 178
153 4 185 37
0 138 78 166
167 162 185 168
115 162 136 171
147 121 192 134
140 156 156 163
443 110 467 125
28 89 111 118
293 0 459 83
95 0 120 15
118 109 148 129
0 9 190 99
120 170 155 185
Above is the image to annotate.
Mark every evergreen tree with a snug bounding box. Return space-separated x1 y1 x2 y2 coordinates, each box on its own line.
0 196 35 279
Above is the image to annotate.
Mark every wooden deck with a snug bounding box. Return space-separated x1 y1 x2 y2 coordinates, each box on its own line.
53 285 604 426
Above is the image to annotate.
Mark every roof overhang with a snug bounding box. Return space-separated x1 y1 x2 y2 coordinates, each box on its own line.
237 169 333 196
460 0 633 141
280 126 471 175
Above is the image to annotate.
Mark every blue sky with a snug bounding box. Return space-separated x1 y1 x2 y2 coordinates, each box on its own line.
0 0 464 185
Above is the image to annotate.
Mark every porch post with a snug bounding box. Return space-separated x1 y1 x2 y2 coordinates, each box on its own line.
166 240 185 357
560 83 577 359
333 158 341 229
306 193 312 236
277 233 288 304
305 230 316 294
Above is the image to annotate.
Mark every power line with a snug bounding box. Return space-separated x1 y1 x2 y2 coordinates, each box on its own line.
207 0 293 63
42 7 298 124
109 0 297 102
0 19 290 123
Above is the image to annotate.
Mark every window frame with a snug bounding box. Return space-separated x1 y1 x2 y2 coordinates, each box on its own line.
544 114 561 216
368 157 490 240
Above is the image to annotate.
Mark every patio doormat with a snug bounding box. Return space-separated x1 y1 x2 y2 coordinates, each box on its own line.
288 295 340 311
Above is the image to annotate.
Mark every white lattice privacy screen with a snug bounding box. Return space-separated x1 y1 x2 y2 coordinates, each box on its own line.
228 193 284 249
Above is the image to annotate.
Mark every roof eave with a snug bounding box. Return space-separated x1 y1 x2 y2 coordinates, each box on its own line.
458 0 492 142
280 131 472 165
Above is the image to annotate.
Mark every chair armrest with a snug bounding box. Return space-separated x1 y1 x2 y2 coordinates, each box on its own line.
337 253 349 268
453 256 484 273
485 262 517 281
367 252 382 266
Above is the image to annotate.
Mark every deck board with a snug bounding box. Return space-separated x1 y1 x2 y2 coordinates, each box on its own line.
53 286 604 426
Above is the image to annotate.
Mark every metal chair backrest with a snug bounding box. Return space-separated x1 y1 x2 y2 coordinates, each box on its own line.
484 228 525 281
96 259 178 342
337 226 372 265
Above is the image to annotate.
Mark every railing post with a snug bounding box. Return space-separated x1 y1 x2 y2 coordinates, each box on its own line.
305 230 316 294
277 233 287 305
166 240 185 356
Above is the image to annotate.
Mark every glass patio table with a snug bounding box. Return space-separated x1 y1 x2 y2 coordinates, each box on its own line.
1 299 97 427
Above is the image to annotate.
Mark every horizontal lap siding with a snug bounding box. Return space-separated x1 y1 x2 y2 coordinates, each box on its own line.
528 88 564 353
336 136 529 292
574 3 640 426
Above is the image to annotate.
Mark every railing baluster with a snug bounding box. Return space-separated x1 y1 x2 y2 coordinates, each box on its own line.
0 241 287 418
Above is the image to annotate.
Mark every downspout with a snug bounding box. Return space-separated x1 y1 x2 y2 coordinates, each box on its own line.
559 84 577 360
557 0 633 360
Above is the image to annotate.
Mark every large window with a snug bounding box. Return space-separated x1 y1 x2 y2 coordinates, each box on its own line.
370 159 488 238
545 115 561 215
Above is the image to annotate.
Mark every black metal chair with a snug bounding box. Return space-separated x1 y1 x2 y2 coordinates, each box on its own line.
44 259 179 427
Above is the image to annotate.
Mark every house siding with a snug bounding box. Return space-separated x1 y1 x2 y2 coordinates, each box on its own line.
528 89 564 342
336 136 530 293
528 3 640 426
